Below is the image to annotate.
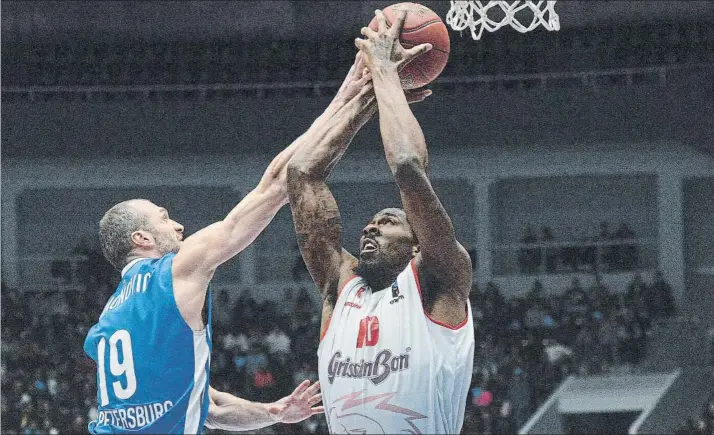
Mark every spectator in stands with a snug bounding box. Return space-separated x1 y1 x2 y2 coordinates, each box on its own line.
615 222 638 270
524 300 547 340
482 282 507 338
507 366 532 430
561 235 581 273
541 226 558 273
595 220 614 272
526 279 545 305
588 274 612 312
519 225 540 274
212 289 234 328
595 311 618 369
625 273 655 334
235 291 259 330
264 324 291 365
562 278 589 320
696 398 714 435
708 327 714 366
493 399 516 434
627 273 648 304
578 233 597 273
648 271 676 319
574 318 599 374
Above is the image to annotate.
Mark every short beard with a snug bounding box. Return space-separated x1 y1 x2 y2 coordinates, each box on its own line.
355 256 409 291
155 234 181 256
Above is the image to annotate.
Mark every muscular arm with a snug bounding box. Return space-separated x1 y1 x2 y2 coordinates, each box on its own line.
287 86 376 305
172 64 372 329
362 12 472 324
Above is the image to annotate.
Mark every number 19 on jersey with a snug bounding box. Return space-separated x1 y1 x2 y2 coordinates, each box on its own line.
97 330 137 406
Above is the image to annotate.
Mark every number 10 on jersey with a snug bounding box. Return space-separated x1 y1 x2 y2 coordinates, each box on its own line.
356 316 380 348
97 330 137 406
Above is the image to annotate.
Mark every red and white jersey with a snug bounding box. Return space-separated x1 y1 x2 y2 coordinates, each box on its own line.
317 259 475 435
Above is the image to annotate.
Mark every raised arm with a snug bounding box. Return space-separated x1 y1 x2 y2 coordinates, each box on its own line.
286 72 377 304
205 381 322 432
171 56 375 329
356 10 472 325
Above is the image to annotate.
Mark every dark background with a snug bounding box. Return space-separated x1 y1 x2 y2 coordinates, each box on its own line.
2 2 714 434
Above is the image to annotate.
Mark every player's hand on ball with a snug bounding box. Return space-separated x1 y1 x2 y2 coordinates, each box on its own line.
267 380 324 424
356 9 432 72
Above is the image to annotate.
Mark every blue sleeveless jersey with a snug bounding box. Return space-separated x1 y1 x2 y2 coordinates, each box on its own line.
84 254 213 434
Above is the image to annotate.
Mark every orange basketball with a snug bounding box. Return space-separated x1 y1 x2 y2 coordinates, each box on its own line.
368 2 450 89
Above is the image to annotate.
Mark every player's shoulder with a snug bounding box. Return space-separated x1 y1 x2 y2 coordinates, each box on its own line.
126 254 176 274
336 272 365 297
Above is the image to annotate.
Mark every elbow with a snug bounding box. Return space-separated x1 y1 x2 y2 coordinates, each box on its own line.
286 161 311 183
286 163 314 197
391 154 427 186
287 158 326 184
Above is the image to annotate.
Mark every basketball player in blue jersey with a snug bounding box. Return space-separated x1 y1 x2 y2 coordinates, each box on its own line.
83 54 380 434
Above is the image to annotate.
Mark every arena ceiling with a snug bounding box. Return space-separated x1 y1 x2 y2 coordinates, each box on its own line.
2 1 713 43
1 1 712 158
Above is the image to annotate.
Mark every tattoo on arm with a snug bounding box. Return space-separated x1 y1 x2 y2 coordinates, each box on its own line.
289 176 351 299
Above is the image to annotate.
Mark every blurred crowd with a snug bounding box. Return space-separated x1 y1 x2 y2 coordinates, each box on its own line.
518 221 640 274
460 272 675 434
1 280 111 435
2 243 681 435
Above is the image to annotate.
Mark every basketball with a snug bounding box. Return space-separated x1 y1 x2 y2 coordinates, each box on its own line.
368 2 450 89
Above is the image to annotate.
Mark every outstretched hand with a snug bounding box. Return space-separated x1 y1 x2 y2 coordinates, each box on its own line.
332 52 373 106
355 9 432 72
267 380 324 424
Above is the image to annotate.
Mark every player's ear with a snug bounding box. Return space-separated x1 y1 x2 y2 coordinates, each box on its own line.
411 244 420 257
131 230 153 248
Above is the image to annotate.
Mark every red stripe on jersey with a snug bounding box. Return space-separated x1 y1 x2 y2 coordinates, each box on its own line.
338 274 360 298
320 314 332 342
320 274 361 342
410 259 469 331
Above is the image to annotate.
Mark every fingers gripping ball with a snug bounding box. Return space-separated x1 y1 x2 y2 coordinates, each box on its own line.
368 2 450 89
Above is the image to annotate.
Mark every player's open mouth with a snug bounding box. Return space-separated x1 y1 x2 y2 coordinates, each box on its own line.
361 240 378 254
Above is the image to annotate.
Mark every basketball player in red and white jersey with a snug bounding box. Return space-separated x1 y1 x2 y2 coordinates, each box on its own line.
286 9 474 435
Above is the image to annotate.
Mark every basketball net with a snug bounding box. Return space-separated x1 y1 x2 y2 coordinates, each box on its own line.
446 1 560 41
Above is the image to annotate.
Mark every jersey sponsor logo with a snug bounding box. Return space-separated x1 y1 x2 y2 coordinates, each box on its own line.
389 282 404 305
326 348 411 386
346 287 368 309
96 400 173 430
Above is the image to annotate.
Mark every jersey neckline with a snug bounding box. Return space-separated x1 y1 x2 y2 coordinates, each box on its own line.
121 257 150 277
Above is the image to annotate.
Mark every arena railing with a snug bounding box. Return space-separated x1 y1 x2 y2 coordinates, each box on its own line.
3 63 712 101
491 237 659 276
13 237 659 293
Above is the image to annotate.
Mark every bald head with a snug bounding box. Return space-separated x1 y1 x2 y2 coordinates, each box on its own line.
99 199 152 270
372 208 417 243
374 208 408 222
